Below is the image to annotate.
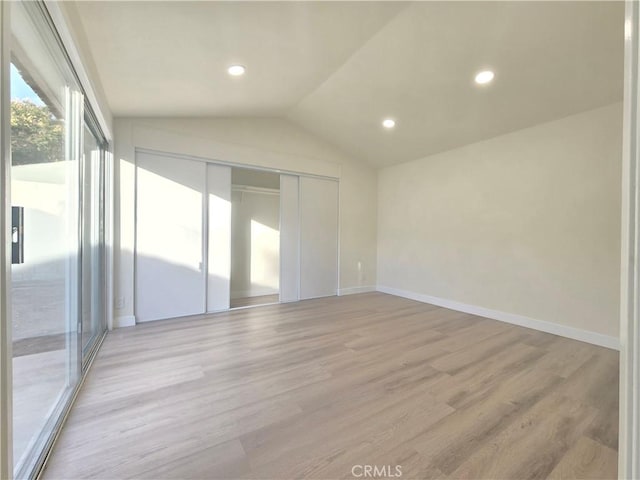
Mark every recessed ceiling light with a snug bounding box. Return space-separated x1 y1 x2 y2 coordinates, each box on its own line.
227 65 246 76
474 70 495 85
382 119 396 129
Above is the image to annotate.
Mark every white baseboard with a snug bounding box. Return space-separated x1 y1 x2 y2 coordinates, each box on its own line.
113 315 136 328
376 286 620 350
338 285 377 296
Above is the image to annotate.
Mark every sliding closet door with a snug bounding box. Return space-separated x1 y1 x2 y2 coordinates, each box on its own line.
299 177 339 299
207 164 231 311
135 152 206 321
280 175 300 303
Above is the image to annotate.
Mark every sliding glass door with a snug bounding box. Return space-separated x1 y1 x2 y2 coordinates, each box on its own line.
81 121 105 360
9 2 107 478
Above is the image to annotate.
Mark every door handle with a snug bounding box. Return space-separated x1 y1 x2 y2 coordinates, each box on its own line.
12 206 24 264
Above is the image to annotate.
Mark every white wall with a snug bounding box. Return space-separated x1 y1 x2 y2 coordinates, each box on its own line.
378 103 622 340
113 117 377 325
231 189 280 299
54 1 113 137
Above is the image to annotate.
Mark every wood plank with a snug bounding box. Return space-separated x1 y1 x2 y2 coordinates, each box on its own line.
548 435 618 480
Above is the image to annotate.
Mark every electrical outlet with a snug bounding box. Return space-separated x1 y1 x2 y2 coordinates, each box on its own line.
115 296 125 309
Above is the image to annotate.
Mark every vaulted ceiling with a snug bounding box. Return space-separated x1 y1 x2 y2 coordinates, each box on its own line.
74 1 624 167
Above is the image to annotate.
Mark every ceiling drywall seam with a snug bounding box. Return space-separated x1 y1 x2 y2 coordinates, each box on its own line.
284 2 411 119
282 2 415 168
290 116 375 169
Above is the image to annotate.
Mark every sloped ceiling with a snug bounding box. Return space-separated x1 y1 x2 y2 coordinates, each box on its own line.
75 1 624 167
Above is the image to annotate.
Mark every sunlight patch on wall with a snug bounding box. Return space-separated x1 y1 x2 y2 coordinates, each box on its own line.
250 219 280 291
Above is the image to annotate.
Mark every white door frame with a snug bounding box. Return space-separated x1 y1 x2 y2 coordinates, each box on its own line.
0 1 13 477
619 1 640 478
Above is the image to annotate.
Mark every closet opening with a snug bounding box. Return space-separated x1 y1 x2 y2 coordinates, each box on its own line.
229 168 281 309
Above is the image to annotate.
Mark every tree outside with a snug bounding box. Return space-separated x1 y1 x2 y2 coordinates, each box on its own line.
11 99 64 166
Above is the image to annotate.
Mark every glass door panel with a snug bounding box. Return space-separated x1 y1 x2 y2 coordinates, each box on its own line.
81 123 104 359
10 2 83 477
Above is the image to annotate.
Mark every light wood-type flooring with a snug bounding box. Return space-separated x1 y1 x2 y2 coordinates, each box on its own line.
230 294 280 309
43 293 618 480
